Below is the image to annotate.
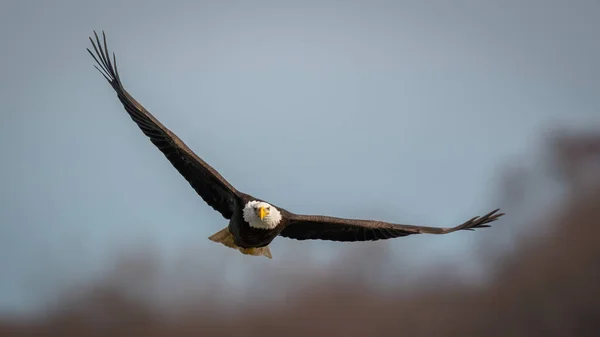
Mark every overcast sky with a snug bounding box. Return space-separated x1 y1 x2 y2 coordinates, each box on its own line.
1 0 599 318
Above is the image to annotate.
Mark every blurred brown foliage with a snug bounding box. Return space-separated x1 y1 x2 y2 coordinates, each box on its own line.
1 132 599 337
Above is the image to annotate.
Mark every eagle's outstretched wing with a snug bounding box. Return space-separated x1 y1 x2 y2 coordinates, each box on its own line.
87 31 242 219
280 209 504 241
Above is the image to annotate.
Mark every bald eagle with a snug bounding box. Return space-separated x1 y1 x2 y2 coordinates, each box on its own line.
87 31 504 259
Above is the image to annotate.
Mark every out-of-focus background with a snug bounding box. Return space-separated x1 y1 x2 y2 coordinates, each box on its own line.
1 0 599 336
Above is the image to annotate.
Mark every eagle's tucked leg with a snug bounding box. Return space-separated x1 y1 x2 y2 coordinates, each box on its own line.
239 246 273 259
208 227 273 259
208 227 237 249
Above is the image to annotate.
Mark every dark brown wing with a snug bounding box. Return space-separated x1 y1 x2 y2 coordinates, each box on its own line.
279 209 504 242
87 31 241 219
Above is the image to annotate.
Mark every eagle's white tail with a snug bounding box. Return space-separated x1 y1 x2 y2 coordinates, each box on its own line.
208 227 272 259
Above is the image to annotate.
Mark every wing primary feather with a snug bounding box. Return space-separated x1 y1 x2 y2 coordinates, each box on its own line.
93 32 110 74
95 31 111 73
93 65 111 82
113 52 123 83
87 49 111 81
102 31 115 73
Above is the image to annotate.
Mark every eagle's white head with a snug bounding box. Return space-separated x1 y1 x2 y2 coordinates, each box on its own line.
243 200 282 230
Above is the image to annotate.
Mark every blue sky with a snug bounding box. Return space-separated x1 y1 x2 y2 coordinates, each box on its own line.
1 0 599 318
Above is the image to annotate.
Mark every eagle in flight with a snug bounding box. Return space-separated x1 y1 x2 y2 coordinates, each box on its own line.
87 31 504 259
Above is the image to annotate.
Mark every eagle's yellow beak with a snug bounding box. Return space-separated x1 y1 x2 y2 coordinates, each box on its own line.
258 207 268 220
